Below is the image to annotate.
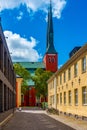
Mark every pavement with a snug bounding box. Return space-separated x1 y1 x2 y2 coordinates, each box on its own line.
0 108 87 130
15 108 87 130
47 113 87 130
1 110 75 130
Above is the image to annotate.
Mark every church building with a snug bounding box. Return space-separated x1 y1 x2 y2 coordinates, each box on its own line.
16 1 58 106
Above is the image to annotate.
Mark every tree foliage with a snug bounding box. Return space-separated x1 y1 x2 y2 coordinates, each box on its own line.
14 63 31 93
32 68 53 100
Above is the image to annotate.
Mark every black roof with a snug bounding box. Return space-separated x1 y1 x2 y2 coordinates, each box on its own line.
69 46 81 58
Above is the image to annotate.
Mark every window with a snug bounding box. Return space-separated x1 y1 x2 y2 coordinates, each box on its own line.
57 94 59 104
48 57 51 63
60 74 62 85
68 68 71 80
82 87 87 105
50 95 54 105
64 92 66 105
69 90 72 105
64 71 66 83
51 57 55 63
82 57 86 73
60 93 62 104
52 95 54 104
50 96 52 106
48 57 55 63
75 89 78 105
74 63 78 77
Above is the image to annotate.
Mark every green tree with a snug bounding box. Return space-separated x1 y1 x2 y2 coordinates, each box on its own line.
14 63 31 94
32 68 52 101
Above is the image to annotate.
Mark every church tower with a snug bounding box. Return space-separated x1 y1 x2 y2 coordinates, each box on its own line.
43 0 58 72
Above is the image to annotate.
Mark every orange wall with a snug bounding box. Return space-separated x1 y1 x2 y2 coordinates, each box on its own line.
16 78 23 107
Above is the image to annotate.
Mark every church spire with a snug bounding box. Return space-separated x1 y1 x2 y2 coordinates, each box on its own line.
46 0 57 54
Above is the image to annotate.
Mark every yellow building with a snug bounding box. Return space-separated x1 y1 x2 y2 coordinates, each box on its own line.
48 43 87 119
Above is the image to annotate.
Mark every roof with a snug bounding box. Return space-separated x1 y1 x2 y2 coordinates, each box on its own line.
14 62 45 69
69 46 81 58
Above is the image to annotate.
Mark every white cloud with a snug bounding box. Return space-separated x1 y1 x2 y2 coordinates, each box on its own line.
16 11 23 21
52 0 66 18
4 31 42 62
58 64 63 69
0 0 67 19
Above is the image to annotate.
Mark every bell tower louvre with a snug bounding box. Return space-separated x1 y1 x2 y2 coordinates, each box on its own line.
43 0 58 72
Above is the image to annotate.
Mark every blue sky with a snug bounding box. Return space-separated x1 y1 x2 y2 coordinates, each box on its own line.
0 0 87 67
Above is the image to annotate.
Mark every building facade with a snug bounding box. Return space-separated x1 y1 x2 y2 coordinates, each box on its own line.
0 20 16 124
48 44 87 118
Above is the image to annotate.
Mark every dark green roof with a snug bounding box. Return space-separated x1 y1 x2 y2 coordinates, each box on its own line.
15 62 45 69
15 62 45 86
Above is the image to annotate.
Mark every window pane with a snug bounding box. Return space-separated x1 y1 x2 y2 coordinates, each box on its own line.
74 63 78 77
82 57 86 72
64 92 66 105
75 89 78 105
69 91 72 105
68 68 71 80
60 93 62 104
57 94 59 104
82 87 87 105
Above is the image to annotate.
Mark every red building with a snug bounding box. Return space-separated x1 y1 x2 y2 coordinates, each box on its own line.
16 1 58 107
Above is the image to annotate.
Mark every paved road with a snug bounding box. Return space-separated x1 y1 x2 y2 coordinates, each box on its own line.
2 111 75 130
